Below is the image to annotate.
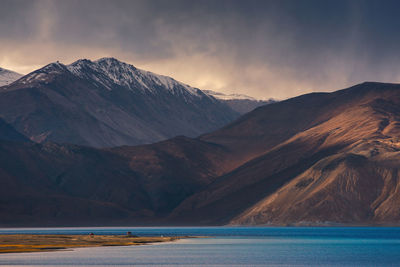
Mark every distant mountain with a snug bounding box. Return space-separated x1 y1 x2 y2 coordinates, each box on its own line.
3 82 400 226
0 67 22 86
203 90 276 114
0 58 239 147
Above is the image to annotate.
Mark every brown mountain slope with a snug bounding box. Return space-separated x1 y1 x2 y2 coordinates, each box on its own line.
2 82 400 226
169 82 400 225
231 141 400 225
199 82 387 166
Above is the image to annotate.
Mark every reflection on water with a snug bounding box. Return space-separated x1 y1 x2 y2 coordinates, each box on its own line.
1 227 400 266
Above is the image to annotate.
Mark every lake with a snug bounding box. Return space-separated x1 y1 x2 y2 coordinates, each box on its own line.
1 227 400 266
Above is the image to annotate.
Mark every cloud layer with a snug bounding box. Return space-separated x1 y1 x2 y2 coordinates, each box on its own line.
1 0 400 99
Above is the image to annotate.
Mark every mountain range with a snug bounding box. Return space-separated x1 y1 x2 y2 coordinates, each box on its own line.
1 79 400 226
173 82 400 225
203 90 276 114
0 58 239 147
0 60 273 148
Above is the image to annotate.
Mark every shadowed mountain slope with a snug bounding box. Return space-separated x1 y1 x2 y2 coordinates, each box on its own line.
0 118 30 142
0 136 229 226
2 82 400 226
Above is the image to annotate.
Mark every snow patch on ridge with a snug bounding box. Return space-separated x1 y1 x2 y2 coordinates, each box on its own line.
204 90 261 101
5 57 214 103
136 68 201 96
0 68 23 86
66 57 204 99
18 62 67 84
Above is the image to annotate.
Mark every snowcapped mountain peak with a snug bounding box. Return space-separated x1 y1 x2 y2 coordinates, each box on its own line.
42 62 67 73
67 58 148 91
4 57 210 101
94 57 138 74
135 68 203 97
0 58 239 148
72 58 93 66
203 90 277 114
0 67 22 86
203 90 259 101
66 58 205 98
203 90 277 102
95 57 130 67
18 62 67 85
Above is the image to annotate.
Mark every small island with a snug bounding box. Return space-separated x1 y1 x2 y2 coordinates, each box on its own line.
0 234 185 253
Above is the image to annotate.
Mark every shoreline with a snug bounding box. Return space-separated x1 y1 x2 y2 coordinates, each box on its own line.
0 234 191 254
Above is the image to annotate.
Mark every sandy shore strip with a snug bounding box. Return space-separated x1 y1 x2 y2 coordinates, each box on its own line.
0 234 190 253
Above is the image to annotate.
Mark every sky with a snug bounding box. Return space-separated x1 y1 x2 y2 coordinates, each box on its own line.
1 0 400 99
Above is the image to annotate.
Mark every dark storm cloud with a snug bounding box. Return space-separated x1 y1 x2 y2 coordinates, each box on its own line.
1 0 400 98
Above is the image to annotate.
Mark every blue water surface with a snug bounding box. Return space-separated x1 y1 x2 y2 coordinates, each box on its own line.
0 227 399 266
